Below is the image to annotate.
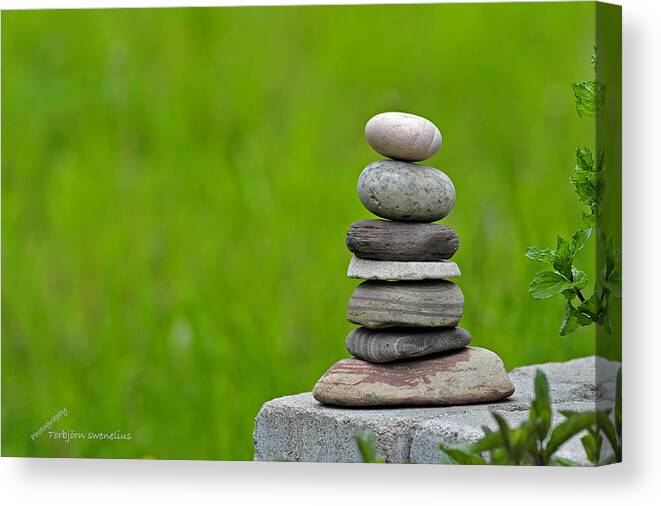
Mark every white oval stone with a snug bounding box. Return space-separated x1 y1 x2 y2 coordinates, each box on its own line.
365 112 442 162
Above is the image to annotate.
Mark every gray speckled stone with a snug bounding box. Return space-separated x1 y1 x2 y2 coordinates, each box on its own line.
253 356 621 464
508 355 621 409
345 326 471 363
346 219 460 262
365 112 442 162
347 279 463 328
347 256 460 281
312 347 514 407
357 160 456 222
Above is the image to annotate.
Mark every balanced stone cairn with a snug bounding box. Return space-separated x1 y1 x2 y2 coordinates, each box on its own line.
312 112 515 407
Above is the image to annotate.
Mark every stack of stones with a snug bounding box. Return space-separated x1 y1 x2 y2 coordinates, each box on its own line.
313 112 514 407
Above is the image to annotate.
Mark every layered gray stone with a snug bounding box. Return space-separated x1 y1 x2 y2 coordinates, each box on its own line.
357 160 456 222
345 326 471 363
365 111 442 162
347 279 463 328
346 219 459 262
312 347 514 407
254 356 621 464
348 256 460 281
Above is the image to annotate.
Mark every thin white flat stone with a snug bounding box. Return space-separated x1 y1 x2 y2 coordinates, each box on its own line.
347 256 461 281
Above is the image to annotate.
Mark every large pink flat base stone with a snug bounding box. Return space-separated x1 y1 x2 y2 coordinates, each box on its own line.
312 347 514 407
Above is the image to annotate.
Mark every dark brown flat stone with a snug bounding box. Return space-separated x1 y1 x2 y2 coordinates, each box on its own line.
346 219 459 261
312 347 515 407
345 326 471 363
347 280 463 328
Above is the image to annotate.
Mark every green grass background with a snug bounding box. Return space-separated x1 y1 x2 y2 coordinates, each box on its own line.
3 2 600 460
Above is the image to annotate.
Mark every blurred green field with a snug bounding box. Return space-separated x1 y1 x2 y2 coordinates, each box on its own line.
2 3 600 460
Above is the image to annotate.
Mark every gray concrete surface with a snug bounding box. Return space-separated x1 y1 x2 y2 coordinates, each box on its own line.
253 356 620 464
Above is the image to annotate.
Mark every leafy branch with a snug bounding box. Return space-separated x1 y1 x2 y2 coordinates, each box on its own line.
572 49 606 118
356 368 622 466
525 47 620 336
437 368 622 466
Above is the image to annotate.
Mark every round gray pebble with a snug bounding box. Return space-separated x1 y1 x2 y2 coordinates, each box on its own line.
365 112 442 162
357 160 456 222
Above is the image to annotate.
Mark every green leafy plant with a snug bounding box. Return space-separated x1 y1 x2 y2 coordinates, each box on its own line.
437 369 622 466
440 371 589 465
561 370 621 465
526 47 621 336
357 369 622 466
596 368 623 463
572 49 606 118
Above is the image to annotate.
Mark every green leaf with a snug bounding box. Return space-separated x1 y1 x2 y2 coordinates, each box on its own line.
570 147 605 221
594 430 603 463
572 80 606 117
508 422 535 464
553 236 573 277
580 433 597 464
438 444 486 465
355 430 384 463
605 235 620 264
472 430 504 453
530 370 552 440
596 411 620 462
529 271 571 300
580 428 602 465
577 292 598 319
560 302 580 336
576 146 594 170
600 237 622 298
492 412 511 439
570 228 592 257
525 247 556 263
562 292 599 330
577 313 593 326
488 449 509 465
605 269 622 298
545 411 596 460
571 267 589 290
582 212 596 226
550 457 583 467
600 310 612 335
491 413 519 463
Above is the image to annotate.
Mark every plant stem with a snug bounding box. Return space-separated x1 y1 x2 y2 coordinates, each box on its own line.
576 289 586 303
